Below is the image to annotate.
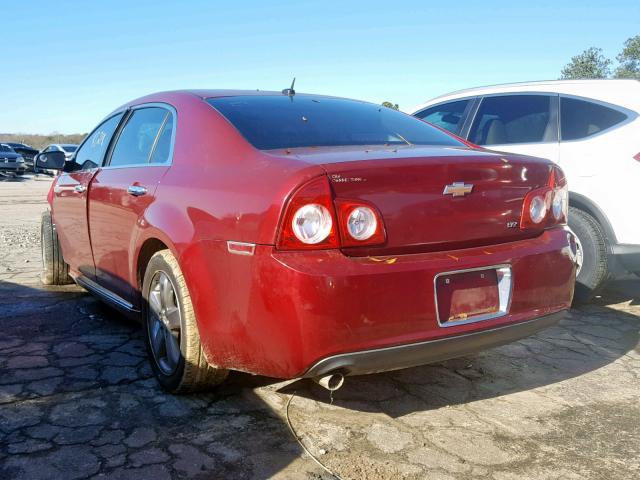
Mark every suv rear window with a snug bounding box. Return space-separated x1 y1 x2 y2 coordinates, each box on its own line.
207 96 464 150
560 97 628 141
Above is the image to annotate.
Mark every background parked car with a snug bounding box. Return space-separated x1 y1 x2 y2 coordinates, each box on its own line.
39 143 79 160
411 79 640 302
0 143 27 175
2 142 38 170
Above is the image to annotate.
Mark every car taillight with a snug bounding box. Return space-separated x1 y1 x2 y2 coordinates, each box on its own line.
520 166 568 230
277 176 340 250
335 200 386 247
634 152 640 162
291 204 334 244
277 176 386 250
551 184 568 221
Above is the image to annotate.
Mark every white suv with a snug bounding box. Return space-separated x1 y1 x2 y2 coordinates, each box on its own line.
411 79 640 302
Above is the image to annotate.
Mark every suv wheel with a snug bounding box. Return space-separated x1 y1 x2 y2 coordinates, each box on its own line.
142 249 229 393
568 207 609 303
41 210 73 285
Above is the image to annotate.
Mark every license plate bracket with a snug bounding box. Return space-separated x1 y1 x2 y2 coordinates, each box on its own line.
435 265 512 327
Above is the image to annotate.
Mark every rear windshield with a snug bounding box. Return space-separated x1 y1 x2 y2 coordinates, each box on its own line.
62 145 78 152
207 95 464 150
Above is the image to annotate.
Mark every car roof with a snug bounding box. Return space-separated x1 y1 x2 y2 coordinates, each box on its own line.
2 142 30 148
186 89 287 98
183 89 350 100
122 89 361 108
410 79 640 114
111 90 377 121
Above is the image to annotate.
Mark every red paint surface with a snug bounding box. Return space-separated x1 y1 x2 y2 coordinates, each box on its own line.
88 166 169 300
53 170 98 279
49 90 576 379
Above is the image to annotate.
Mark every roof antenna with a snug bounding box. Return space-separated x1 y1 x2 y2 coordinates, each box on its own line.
282 77 296 96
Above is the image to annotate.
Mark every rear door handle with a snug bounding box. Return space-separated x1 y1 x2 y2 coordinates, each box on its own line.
74 185 86 193
127 185 148 197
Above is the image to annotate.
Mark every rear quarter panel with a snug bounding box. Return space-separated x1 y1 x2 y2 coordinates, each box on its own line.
130 95 325 363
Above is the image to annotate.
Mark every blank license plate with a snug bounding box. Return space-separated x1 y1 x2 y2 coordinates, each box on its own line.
436 269 500 325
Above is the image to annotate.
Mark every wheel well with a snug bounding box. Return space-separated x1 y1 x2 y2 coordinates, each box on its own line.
137 239 168 290
568 192 617 246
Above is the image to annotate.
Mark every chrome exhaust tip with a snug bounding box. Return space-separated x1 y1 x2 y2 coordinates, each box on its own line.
313 373 345 391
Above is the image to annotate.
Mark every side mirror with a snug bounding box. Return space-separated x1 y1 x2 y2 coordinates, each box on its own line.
35 151 66 170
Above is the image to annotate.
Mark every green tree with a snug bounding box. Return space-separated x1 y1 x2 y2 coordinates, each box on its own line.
614 35 640 79
381 101 399 110
560 47 612 79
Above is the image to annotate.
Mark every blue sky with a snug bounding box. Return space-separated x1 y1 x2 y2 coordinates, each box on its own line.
2 0 638 134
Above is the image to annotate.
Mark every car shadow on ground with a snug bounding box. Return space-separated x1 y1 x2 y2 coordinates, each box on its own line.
0 173 29 182
0 173 52 183
591 276 640 307
1 278 638 478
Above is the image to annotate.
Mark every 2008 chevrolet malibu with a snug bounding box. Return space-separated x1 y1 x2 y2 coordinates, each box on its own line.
38 89 577 393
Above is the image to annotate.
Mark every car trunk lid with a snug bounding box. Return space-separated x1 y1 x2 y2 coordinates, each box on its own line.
288 145 553 255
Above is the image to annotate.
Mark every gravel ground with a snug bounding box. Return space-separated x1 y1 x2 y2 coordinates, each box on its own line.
0 174 639 479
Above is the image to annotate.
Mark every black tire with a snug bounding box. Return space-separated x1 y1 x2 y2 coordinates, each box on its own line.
142 249 229 393
40 210 73 285
568 207 609 303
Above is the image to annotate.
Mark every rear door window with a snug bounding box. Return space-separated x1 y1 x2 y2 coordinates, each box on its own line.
469 95 556 146
414 99 471 135
108 107 168 167
149 114 174 164
560 97 628 141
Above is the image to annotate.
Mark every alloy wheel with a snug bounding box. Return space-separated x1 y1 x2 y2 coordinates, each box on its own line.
574 234 584 277
147 271 182 375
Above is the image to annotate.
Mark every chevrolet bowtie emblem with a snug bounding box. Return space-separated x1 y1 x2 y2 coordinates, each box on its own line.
443 182 474 197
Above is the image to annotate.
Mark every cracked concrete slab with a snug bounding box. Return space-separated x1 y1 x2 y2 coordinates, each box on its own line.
1 175 638 479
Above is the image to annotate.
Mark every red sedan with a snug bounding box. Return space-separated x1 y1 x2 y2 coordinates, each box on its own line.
38 90 577 393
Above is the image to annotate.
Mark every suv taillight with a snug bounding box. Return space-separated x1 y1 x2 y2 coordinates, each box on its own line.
520 166 568 230
277 176 386 250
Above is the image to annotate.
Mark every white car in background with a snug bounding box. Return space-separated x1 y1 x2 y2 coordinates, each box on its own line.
411 79 640 302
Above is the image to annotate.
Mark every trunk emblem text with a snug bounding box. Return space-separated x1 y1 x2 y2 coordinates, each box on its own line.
443 182 474 197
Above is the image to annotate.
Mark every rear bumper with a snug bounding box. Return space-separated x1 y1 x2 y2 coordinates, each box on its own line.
183 226 576 379
304 310 567 377
0 165 26 173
